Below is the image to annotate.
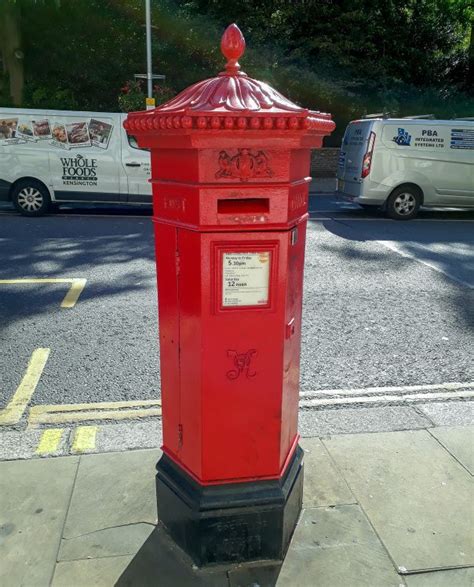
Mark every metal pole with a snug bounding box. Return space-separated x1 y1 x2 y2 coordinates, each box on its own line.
145 0 152 99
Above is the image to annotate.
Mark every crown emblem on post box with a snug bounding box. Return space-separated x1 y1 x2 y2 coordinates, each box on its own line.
216 149 273 181
124 24 335 136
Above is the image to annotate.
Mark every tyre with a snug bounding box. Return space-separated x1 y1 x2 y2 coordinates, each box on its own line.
385 186 421 220
12 180 51 216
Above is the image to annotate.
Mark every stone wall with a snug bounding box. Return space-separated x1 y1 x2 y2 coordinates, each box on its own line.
310 148 340 178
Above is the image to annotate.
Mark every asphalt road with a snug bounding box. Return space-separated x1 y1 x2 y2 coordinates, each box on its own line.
1 195 473 415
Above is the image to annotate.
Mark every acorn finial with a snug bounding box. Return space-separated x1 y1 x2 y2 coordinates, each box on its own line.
221 24 245 75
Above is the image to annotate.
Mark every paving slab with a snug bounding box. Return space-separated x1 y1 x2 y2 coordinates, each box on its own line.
95 419 162 453
0 456 79 587
298 405 431 437
324 430 474 572
61 449 159 559
300 437 355 507
404 567 474 586
418 401 474 427
277 505 403 586
58 522 155 561
429 426 474 475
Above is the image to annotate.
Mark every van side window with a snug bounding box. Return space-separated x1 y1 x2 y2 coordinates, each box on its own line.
127 135 148 151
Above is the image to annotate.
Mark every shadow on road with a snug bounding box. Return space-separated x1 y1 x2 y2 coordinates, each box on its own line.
0 216 156 330
317 217 474 330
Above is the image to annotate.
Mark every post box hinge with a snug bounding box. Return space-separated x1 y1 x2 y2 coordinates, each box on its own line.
175 250 180 276
178 424 183 448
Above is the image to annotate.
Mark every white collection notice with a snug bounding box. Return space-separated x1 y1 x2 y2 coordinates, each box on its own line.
222 252 271 307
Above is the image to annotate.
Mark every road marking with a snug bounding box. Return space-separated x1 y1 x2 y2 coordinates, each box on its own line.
60 278 87 308
72 426 98 453
0 348 50 426
36 428 64 455
300 381 474 399
300 390 474 408
308 213 474 222
28 399 162 426
300 381 474 409
0 278 87 308
376 240 473 289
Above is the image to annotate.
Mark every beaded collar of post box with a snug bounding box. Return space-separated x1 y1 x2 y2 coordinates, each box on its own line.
124 24 334 134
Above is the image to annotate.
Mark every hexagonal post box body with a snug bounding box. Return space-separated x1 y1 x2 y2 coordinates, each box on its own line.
125 24 335 566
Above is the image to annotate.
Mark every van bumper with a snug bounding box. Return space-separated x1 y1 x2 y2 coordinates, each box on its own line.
336 179 388 206
0 180 11 202
338 193 384 206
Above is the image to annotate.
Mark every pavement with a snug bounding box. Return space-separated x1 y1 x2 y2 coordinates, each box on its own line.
1 424 473 586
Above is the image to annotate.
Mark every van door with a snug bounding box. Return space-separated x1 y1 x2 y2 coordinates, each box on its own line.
120 120 152 203
337 120 373 197
48 115 123 203
436 126 474 205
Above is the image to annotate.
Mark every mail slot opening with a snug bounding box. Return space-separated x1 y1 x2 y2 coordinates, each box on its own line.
218 198 269 215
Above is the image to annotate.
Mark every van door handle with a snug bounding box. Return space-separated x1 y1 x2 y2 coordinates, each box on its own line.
126 162 141 167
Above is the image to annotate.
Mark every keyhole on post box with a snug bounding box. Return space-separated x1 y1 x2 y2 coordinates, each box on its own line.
285 318 295 339
291 228 298 245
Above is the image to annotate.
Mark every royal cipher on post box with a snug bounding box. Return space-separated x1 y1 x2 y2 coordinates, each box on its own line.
125 24 335 566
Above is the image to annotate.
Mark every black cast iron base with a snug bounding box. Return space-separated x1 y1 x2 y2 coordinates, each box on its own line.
155 445 304 567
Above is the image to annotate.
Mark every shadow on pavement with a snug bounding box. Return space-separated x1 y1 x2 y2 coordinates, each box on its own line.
116 525 282 587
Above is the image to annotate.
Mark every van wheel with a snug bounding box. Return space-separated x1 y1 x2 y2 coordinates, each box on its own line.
386 187 421 220
12 181 51 216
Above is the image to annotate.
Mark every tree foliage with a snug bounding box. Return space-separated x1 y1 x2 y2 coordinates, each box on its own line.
0 0 472 144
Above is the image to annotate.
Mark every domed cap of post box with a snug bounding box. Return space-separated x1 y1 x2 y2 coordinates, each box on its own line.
124 24 335 135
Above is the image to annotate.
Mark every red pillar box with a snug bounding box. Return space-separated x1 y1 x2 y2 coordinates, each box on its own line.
125 24 335 566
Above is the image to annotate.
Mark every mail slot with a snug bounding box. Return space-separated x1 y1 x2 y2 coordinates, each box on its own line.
217 197 269 215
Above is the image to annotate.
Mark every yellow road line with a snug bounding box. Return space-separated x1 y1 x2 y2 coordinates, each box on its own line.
0 278 87 308
0 348 50 426
60 278 87 308
72 426 98 453
29 407 162 426
36 428 64 455
29 399 161 415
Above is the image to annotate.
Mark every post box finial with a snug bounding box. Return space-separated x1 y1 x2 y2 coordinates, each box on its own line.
221 23 245 75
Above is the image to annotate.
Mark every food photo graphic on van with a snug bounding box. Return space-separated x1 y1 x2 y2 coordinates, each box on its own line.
66 122 91 147
0 116 113 150
88 119 114 149
16 120 35 141
0 118 18 141
0 107 152 215
32 119 52 139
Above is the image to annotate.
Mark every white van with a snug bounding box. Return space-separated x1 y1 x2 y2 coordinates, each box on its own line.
337 118 474 219
0 108 151 215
